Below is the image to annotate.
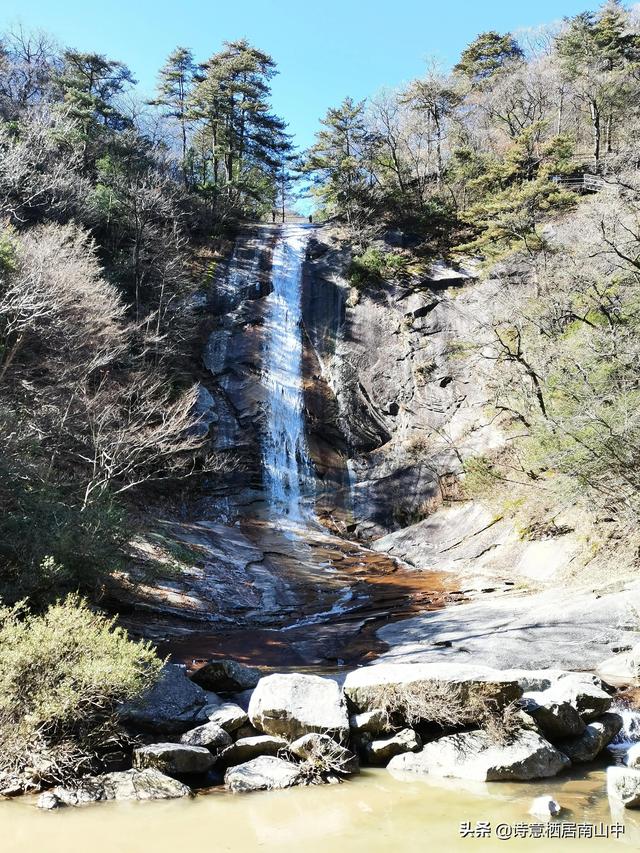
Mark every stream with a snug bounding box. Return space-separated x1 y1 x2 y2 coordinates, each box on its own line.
2 766 639 852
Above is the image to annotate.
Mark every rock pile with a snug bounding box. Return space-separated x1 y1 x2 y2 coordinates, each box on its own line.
37 658 631 809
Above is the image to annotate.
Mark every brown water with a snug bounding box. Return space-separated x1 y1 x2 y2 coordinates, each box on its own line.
2 766 639 853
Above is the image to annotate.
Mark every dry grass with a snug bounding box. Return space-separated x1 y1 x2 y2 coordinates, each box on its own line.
369 682 522 745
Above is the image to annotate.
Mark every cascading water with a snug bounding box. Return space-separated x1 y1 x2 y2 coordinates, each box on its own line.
262 225 314 521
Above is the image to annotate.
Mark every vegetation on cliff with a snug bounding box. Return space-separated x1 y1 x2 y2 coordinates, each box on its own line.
307 0 640 533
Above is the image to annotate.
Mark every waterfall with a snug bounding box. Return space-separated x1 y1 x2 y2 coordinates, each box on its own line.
262 225 314 520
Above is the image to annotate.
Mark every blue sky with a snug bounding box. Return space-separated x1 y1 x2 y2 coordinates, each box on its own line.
1 0 591 151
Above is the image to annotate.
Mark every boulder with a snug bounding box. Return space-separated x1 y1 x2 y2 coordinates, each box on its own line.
120 664 208 733
366 729 422 765
233 689 255 712
133 743 215 776
388 730 570 782
38 769 192 807
501 669 575 693
224 756 303 792
343 663 522 720
180 721 232 752
529 795 562 818
220 735 288 767
558 713 623 763
235 723 261 739
541 680 612 722
207 702 248 733
626 743 640 768
608 766 640 809
249 673 349 742
597 646 640 688
520 693 585 740
191 659 261 693
37 792 64 810
349 709 391 735
289 733 360 775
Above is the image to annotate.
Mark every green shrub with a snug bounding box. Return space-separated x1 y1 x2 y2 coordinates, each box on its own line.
0 595 162 791
462 455 499 497
0 469 128 606
348 248 410 289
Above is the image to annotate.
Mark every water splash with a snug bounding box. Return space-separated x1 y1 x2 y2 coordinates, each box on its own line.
262 226 314 520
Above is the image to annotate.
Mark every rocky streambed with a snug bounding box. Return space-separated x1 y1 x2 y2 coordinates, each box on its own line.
29 657 640 823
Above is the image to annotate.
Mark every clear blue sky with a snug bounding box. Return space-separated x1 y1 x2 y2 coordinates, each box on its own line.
1 0 591 151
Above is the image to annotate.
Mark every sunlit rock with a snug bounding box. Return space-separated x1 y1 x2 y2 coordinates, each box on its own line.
388 730 570 781
249 673 349 742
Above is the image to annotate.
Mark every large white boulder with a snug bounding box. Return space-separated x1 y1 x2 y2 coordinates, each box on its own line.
388 729 570 781
249 673 349 742
343 662 522 719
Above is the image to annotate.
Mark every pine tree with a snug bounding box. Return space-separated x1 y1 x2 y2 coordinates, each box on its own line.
557 1 640 165
453 31 524 86
149 47 195 187
304 97 371 225
190 39 291 215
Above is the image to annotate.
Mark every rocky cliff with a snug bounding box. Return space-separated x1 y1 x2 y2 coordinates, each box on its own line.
301 228 502 538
